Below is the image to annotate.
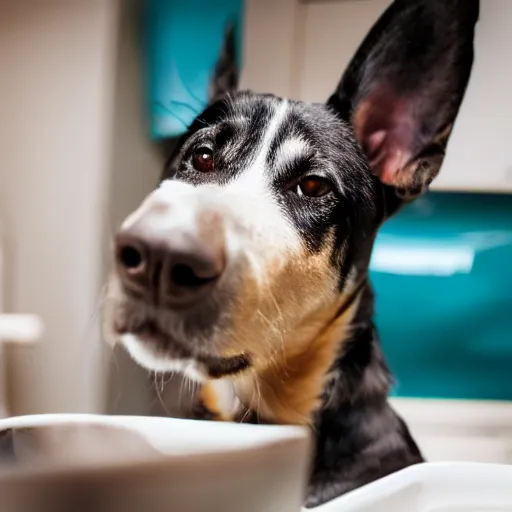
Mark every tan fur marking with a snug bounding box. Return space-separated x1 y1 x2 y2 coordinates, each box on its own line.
196 232 362 426
197 382 232 422
232 292 360 426
222 235 339 367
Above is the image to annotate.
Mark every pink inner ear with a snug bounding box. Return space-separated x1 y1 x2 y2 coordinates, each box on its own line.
353 90 415 187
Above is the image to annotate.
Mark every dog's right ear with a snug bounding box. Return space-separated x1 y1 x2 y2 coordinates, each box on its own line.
328 0 479 200
208 22 240 104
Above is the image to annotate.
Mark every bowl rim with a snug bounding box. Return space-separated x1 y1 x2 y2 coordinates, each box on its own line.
0 413 311 483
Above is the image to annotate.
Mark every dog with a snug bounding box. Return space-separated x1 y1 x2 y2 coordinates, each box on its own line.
104 0 479 506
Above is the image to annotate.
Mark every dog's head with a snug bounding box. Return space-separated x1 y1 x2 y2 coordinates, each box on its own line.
105 0 478 382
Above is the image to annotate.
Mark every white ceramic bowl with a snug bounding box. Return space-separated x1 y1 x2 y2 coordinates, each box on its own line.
0 414 311 512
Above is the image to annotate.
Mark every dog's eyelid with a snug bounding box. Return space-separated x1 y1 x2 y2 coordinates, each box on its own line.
184 125 218 148
280 154 314 180
294 158 311 176
195 142 215 152
184 139 215 159
214 121 237 146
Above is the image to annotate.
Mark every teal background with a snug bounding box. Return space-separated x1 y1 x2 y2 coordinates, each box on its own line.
147 0 244 139
370 192 512 401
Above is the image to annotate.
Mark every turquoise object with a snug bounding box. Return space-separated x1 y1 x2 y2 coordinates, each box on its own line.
370 192 512 401
147 0 244 139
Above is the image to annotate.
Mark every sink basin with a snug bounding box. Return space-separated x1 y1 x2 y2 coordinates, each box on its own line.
309 462 512 511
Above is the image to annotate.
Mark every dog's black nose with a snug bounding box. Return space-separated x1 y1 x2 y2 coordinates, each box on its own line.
115 228 225 308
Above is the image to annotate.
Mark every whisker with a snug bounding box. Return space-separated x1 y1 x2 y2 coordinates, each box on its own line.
154 372 171 416
265 287 290 375
239 406 252 424
251 370 262 423
181 82 206 110
105 347 123 413
255 309 286 372
178 375 187 412
168 99 201 117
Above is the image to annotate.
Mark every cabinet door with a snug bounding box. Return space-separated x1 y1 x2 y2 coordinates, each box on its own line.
296 0 391 102
433 0 512 193
294 0 512 193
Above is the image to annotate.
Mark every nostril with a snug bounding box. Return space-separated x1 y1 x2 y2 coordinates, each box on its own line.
115 236 151 296
171 263 216 288
118 245 144 272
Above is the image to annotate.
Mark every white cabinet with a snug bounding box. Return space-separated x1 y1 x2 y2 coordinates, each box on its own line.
296 0 392 103
242 0 512 194
432 0 512 193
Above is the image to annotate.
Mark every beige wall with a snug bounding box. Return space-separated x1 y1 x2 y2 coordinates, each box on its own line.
0 0 185 417
0 0 120 414
104 0 168 416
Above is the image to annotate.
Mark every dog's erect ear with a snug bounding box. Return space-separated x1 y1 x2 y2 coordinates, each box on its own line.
208 22 240 104
328 0 479 198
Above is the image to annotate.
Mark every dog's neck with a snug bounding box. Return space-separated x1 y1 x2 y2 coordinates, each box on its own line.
197 278 381 426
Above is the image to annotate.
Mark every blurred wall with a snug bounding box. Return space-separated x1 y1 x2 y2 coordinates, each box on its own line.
104 0 169 416
0 0 120 414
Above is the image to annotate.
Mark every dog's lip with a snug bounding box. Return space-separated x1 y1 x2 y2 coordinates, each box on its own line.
117 321 252 378
117 321 194 359
200 352 252 379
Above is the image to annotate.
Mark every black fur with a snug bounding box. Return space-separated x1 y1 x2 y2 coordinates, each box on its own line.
113 0 479 506
162 93 379 268
305 284 423 506
192 1 476 505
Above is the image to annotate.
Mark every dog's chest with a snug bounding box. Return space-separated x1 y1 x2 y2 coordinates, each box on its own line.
196 377 275 423
197 379 244 421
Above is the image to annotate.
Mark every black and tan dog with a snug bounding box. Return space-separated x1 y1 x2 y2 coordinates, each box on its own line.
104 0 479 506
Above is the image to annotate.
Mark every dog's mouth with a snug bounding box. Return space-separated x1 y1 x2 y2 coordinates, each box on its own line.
117 320 251 380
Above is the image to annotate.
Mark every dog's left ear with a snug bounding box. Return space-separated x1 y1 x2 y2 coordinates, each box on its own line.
328 0 479 198
208 22 240 104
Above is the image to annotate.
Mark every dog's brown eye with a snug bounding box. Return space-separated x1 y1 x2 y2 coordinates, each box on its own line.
297 177 332 198
192 148 214 172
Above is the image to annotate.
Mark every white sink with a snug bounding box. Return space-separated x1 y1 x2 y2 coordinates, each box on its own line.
309 462 512 512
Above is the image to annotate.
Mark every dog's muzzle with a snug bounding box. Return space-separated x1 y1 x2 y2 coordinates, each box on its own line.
110 180 265 378
115 183 226 310
108 178 300 378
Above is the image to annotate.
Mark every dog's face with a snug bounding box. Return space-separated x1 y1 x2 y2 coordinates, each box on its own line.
104 0 478 382
107 94 380 378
